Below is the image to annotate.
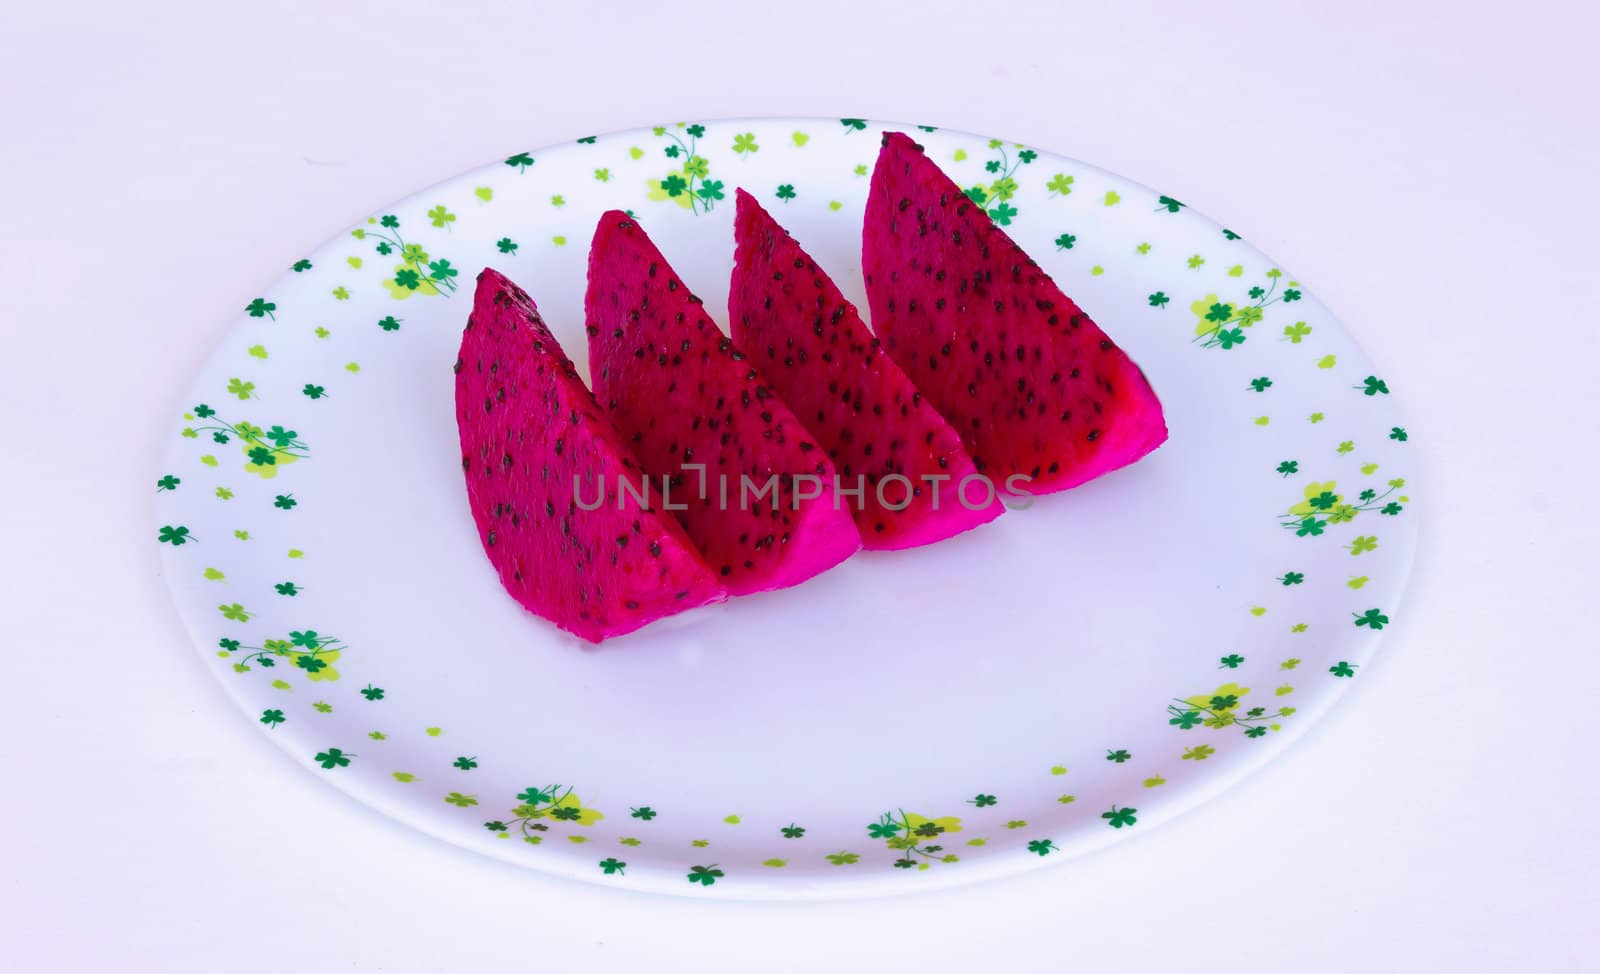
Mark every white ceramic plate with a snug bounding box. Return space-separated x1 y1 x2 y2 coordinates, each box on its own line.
155 117 1416 898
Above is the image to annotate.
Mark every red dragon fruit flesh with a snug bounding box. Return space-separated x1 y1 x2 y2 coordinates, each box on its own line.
455 269 724 642
585 211 861 596
730 188 1003 549
863 131 1168 494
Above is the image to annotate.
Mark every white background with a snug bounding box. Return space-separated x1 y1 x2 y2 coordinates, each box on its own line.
3 1 1598 970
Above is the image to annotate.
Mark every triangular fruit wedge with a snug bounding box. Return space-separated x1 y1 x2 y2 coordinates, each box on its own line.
730 189 1003 549
585 211 861 595
864 132 1168 494
455 269 724 642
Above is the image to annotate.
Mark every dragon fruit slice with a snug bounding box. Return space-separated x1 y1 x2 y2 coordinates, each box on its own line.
585 211 861 595
455 269 724 642
730 189 1003 548
863 132 1168 494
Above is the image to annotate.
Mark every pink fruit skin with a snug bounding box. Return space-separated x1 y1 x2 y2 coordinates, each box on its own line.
729 188 1002 550
456 269 724 643
585 211 861 596
864 132 1168 494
